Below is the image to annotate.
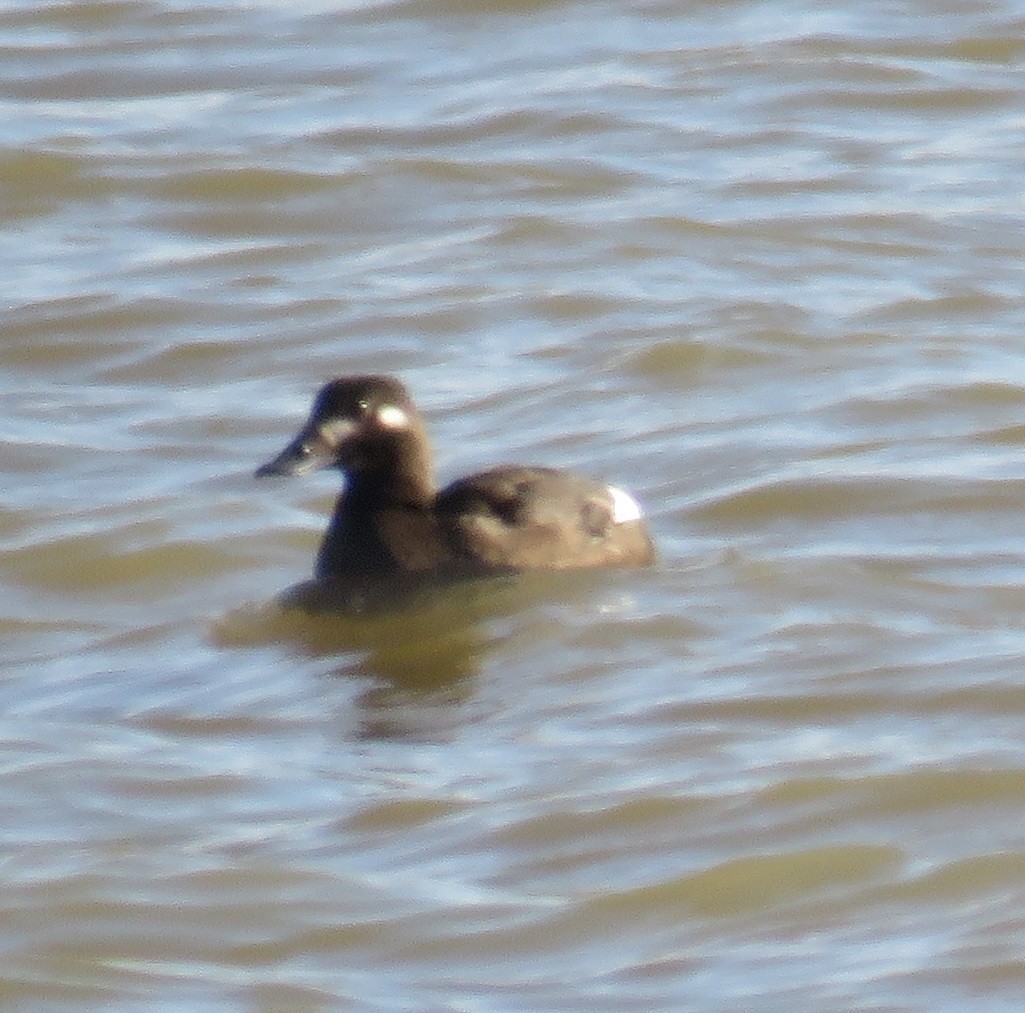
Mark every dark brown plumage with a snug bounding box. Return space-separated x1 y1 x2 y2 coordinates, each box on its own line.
256 376 655 589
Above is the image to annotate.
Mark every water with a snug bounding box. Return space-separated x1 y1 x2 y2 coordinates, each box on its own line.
4 0 1025 1007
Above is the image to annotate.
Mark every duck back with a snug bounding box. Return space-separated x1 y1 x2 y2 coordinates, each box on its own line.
436 466 655 571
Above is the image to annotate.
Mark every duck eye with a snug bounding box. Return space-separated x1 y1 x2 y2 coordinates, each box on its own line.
357 398 370 414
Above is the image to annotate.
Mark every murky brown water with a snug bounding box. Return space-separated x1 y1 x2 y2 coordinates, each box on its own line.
4 0 1025 1008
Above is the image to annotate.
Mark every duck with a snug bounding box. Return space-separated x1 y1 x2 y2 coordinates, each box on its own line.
256 376 655 595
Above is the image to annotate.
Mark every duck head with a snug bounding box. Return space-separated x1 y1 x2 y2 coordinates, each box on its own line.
256 376 435 503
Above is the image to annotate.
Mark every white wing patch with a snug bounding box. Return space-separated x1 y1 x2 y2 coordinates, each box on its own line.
376 404 409 428
607 485 643 524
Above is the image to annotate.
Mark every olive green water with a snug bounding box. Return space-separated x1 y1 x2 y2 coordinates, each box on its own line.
4 0 1025 1008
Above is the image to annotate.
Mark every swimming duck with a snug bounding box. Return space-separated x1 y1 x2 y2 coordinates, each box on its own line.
256 376 655 587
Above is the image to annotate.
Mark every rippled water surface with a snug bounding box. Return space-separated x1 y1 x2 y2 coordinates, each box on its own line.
5 0 1025 1008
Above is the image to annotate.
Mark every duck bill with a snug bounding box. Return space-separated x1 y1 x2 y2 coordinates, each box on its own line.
255 425 340 478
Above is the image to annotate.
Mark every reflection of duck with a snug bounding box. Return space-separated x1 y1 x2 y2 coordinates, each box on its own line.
257 376 655 588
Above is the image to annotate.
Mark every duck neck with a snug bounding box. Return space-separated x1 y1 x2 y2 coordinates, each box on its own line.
314 439 436 579
361 430 436 509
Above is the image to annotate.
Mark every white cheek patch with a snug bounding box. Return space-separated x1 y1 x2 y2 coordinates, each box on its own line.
376 404 409 428
319 418 357 443
608 485 643 524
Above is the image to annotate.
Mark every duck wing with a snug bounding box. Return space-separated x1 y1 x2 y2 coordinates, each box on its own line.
435 466 654 571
